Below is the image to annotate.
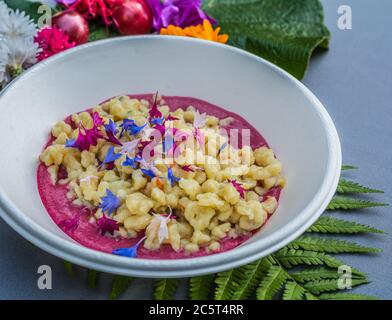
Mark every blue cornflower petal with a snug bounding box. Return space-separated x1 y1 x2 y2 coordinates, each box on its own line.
99 189 120 215
218 141 228 154
129 123 147 135
102 146 121 165
120 119 146 136
167 167 181 187
65 138 77 148
112 236 146 258
150 117 165 125
122 155 141 169
141 168 157 178
104 119 117 134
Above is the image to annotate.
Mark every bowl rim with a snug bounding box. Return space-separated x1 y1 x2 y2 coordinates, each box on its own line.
0 35 341 278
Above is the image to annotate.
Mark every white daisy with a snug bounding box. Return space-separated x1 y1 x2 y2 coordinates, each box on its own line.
0 42 8 87
0 2 37 40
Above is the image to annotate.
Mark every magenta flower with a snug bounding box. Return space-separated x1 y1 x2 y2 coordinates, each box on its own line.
229 180 246 198
148 95 163 120
97 214 119 236
147 0 216 31
104 119 122 146
181 165 203 172
58 212 82 233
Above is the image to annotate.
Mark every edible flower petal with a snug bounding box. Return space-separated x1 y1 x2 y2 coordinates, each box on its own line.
92 112 104 127
104 119 122 145
194 127 205 149
97 214 119 236
74 126 103 151
122 155 140 169
167 167 181 186
121 118 147 136
148 94 163 120
193 110 206 128
141 168 157 179
65 138 77 148
181 165 203 172
150 117 165 125
120 139 140 155
229 180 246 198
101 146 121 165
79 175 98 183
112 236 147 258
99 189 120 215
58 213 81 233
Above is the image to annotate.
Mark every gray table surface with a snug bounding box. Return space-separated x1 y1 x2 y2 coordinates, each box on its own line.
1 0 391 299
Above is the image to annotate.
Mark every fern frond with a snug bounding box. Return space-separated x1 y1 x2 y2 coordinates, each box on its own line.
230 257 273 300
273 249 366 276
282 281 306 300
288 235 380 253
214 269 236 300
337 179 384 194
189 275 215 300
291 267 349 283
319 293 377 300
341 165 358 170
154 279 179 300
303 278 369 295
327 196 388 210
256 265 289 300
109 275 133 300
307 216 385 234
63 261 74 276
87 269 100 289
304 292 319 300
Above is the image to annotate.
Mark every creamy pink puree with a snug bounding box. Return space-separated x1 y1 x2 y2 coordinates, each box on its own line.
37 95 281 259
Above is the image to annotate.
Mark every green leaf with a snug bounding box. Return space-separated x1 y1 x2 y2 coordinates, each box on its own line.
282 281 306 300
203 0 330 79
303 278 369 295
327 196 388 210
109 275 132 300
230 257 273 300
63 261 74 276
341 165 358 170
318 293 377 300
154 279 179 300
88 22 119 42
337 179 384 194
189 275 215 300
291 267 365 283
307 216 385 234
87 269 100 289
256 265 289 300
3 0 43 23
273 249 366 276
214 269 236 300
288 235 380 253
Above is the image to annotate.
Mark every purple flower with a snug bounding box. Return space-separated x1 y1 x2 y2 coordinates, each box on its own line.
97 214 119 236
141 168 157 178
123 155 141 169
55 0 77 5
151 117 165 125
147 0 216 31
120 119 147 136
65 138 77 148
167 167 180 186
99 189 120 215
101 146 121 166
112 236 146 258
104 119 122 146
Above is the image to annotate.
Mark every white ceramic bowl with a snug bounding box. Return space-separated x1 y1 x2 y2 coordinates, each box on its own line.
0 36 341 278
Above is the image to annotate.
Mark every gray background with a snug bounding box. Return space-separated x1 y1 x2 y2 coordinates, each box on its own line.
0 0 391 299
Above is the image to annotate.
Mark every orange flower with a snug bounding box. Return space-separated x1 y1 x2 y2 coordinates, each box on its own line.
160 20 229 44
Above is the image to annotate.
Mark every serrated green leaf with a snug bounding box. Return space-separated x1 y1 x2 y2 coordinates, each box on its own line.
304 291 319 300
88 22 119 42
291 267 365 283
154 279 179 300
273 249 366 277
303 278 369 295
214 269 236 300
87 269 100 289
327 196 388 210
337 179 384 194
109 275 132 300
288 235 380 253
203 0 330 79
3 0 43 23
189 275 215 300
341 165 358 170
63 261 74 276
318 293 377 300
307 216 385 234
256 265 289 300
230 257 273 300
282 281 306 300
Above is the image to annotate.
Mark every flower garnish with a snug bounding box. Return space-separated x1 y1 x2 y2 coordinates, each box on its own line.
229 180 246 198
96 214 119 236
148 0 216 31
181 165 203 172
152 123 166 136
122 155 141 169
99 189 120 215
112 236 147 258
194 127 205 149
193 110 206 128
120 118 147 136
65 138 77 148
67 0 114 26
137 140 155 158
166 115 179 121
104 119 122 146
74 125 104 151
79 175 98 183
148 94 163 120
119 139 140 155
34 27 75 62
150 117 165 125
160 19 228 44
167 167 180 186
101 146 121 166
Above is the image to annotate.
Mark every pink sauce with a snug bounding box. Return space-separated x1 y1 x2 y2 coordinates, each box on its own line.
37 95 281 259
